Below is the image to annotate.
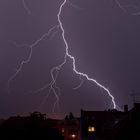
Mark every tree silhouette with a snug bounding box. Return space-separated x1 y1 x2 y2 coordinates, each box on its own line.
65 112 75 120
30 111 47 120
69 112 74 120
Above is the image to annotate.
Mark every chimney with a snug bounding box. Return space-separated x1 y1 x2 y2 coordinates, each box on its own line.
124 105 128 113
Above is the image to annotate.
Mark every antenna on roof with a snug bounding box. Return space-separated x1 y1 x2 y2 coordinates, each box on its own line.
130 90 136 104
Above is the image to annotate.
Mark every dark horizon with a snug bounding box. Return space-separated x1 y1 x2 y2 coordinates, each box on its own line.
0 103 133 119
1 104 140 140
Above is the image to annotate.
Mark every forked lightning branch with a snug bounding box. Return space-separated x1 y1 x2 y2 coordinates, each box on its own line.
10 0 140 112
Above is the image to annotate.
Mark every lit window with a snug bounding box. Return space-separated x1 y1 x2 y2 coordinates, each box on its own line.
71 134 76 139
88 126 95 132
61 128 65 133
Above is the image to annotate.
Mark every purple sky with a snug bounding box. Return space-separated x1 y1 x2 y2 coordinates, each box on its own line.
0 0 140 118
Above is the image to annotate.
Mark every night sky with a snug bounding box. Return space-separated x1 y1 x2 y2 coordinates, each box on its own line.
0 0 140 118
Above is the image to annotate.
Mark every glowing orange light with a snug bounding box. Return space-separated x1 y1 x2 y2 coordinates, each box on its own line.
61 128 65 133
88 126 95 132
71 134 76 138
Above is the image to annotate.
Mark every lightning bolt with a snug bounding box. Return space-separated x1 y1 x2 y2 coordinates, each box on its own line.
8 25 59 91
115 0 126 13
50 0 140 112
22 0 31 15
55 0 116 109
115 0 140 15
8 0 120 115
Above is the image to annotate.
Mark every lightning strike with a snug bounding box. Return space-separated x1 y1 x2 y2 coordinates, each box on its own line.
73 75 84 90
22 0 31 15
115 0 127 13
115 0 140 15
8 0 126 114
38 0 140 112
8 25 59 90
67 0 84 10
53 0 117 109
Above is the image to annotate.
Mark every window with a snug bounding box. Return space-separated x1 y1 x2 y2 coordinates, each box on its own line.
61 128 65 133
71 134 76 139
88 126 95 132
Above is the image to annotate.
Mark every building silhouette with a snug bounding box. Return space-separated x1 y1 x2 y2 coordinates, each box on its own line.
1 103 140 139
80 103 140 140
